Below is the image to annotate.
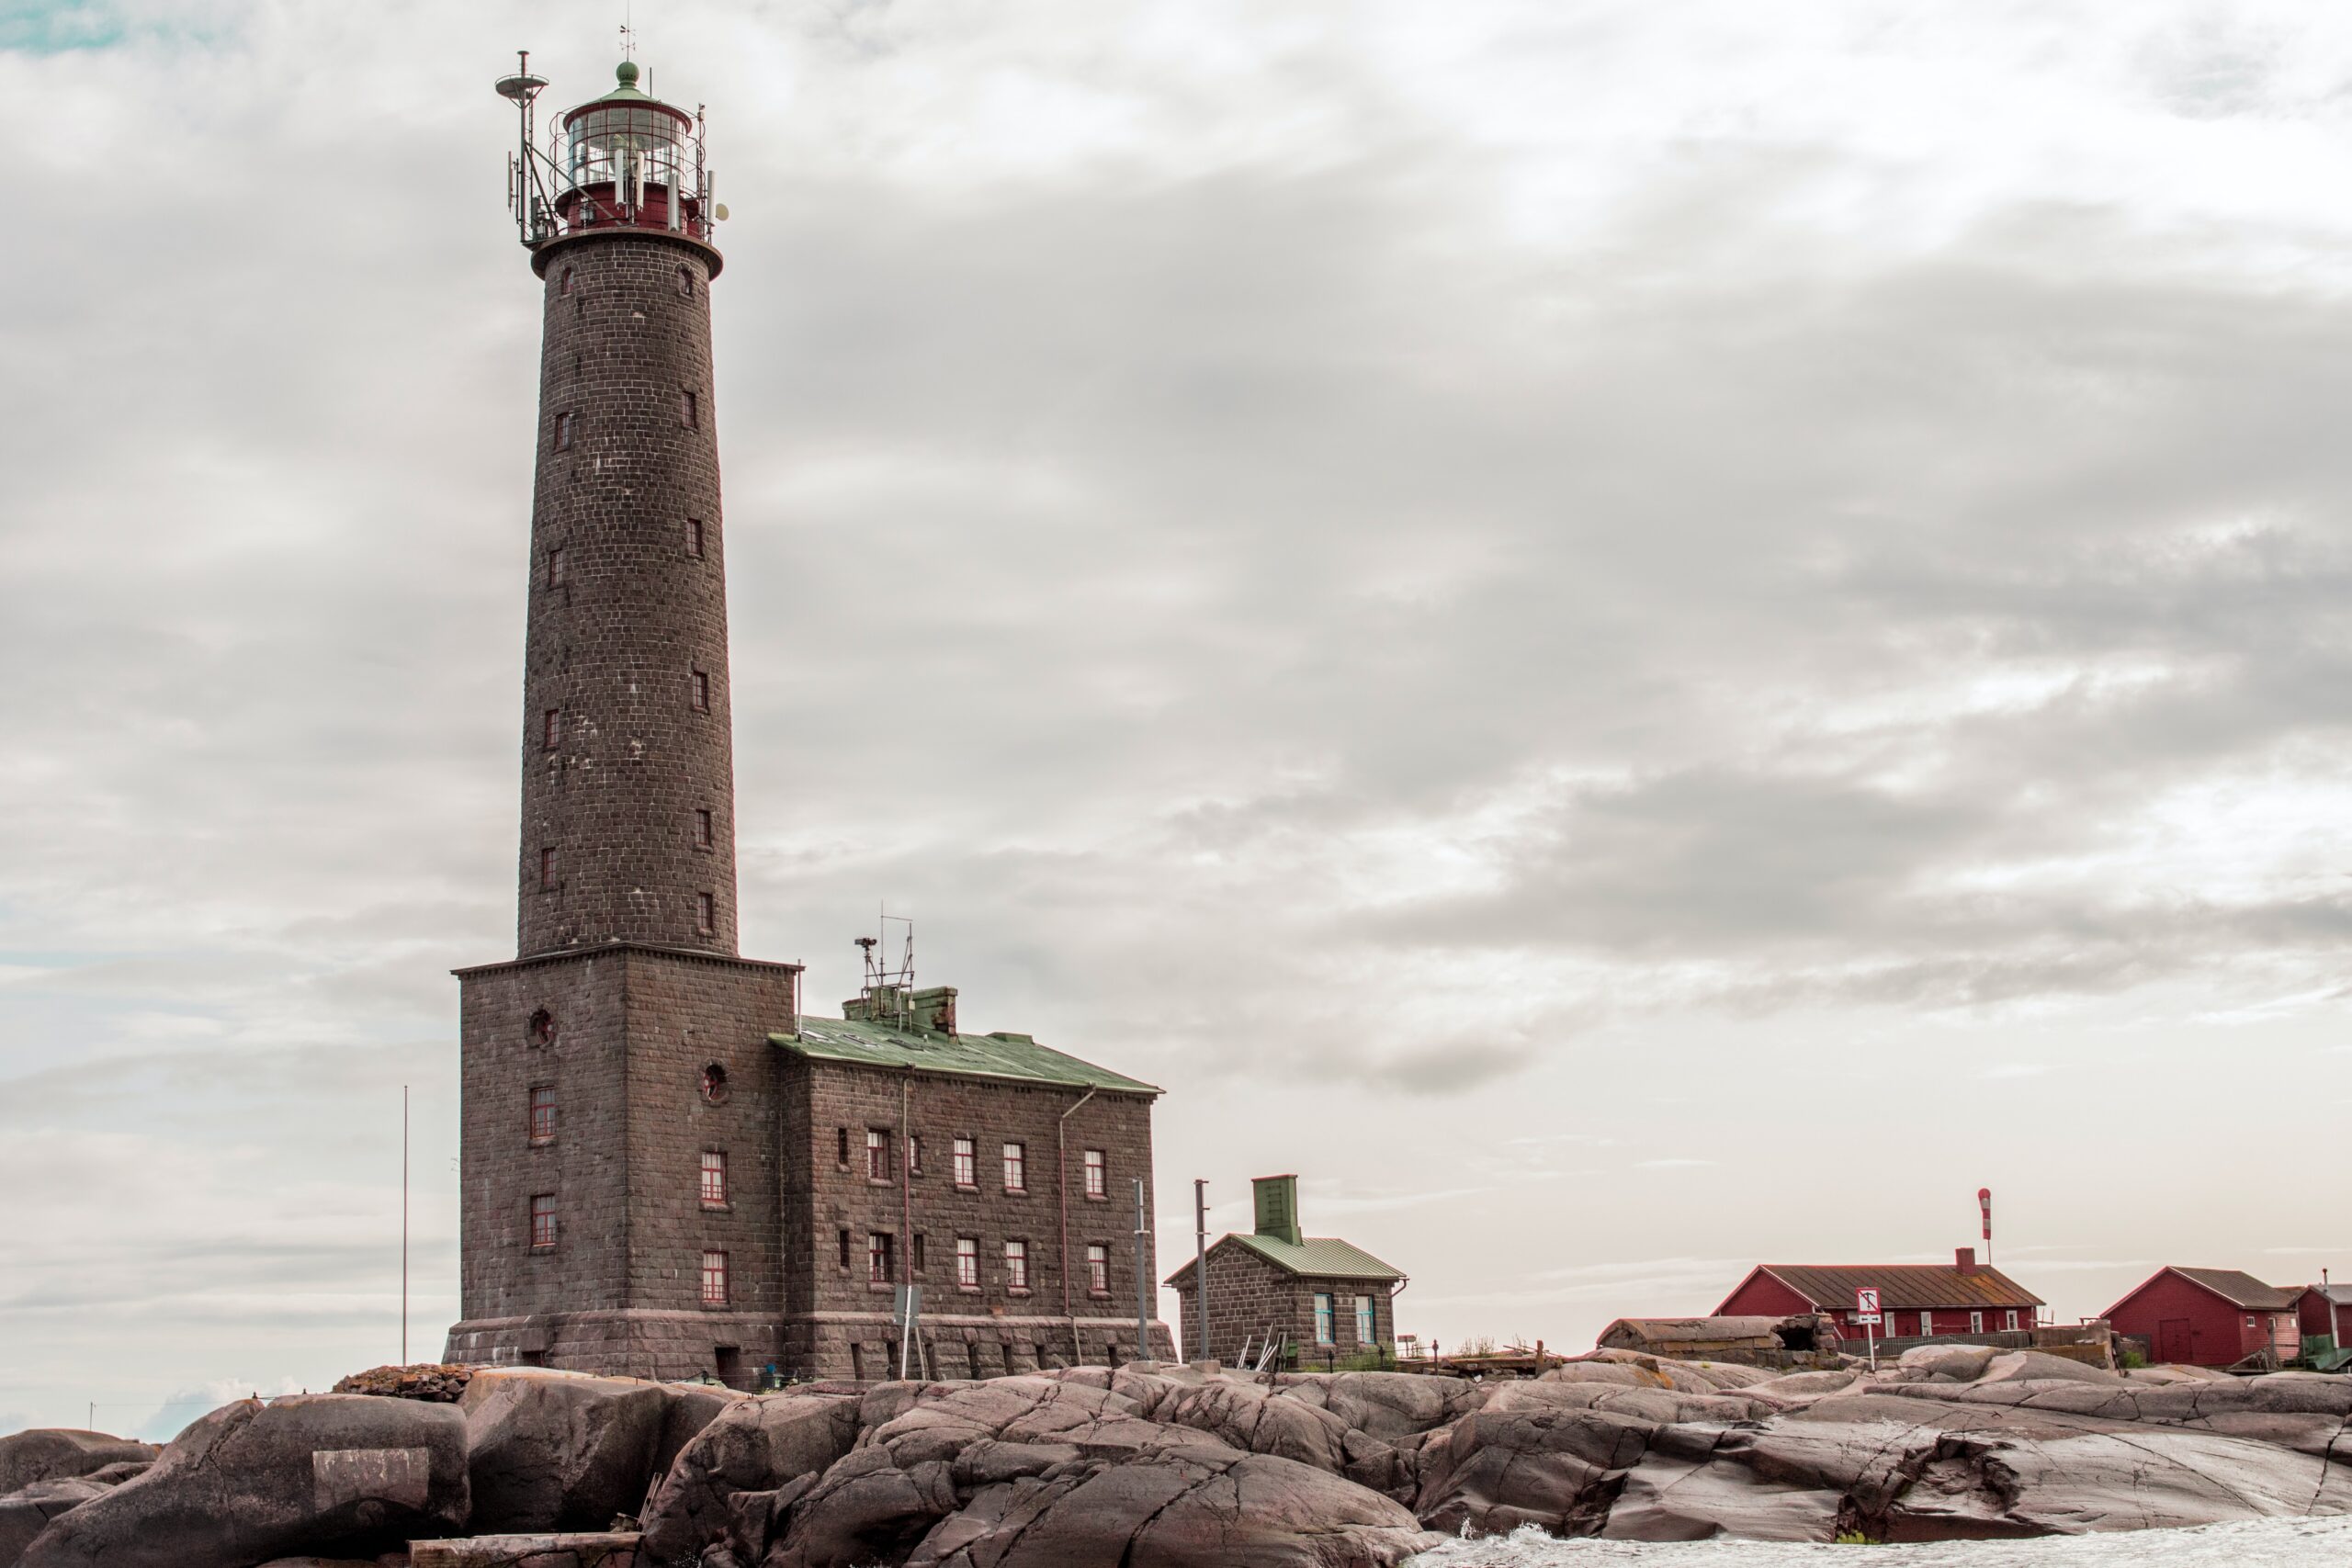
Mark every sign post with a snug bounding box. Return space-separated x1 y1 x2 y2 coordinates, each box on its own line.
1855 1287 1882 1371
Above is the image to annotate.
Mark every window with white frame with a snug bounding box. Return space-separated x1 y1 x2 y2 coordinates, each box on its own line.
1355 1295 1374 1344
1004 1238 1029 1292
866 1128 890 1182
1002 1142 1025 1193
1083 1147 1106 1199
868 1232 895 1285
701 1249 729 1305
953 1136 976 1187
1313 1293 1334 1345
1087 1243 1109 1295
700 1150 727 1207
956 1236 978 1289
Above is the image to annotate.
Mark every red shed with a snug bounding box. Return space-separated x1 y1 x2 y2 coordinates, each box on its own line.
1713 1250 2044 1340
2292 1283 2349 1344
2100 1268 2301 1369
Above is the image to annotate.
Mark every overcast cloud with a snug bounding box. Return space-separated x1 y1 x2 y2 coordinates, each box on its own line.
5 0 2352 1430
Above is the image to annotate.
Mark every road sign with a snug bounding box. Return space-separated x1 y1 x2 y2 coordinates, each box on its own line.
1856 1287 1881 1317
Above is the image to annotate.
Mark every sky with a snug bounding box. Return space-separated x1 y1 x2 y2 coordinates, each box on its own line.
5 0 2352 1438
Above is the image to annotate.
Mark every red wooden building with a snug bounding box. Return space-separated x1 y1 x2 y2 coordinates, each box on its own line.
2292 1282 2348 1345
1713 1250 2044 1339
2100 1268 2301 1368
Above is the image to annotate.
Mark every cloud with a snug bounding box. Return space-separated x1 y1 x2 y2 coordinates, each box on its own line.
10 0 2352 1421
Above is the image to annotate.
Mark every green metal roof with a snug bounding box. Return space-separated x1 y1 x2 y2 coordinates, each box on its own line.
771 1015 1159 1095
1166 1233 1406 1287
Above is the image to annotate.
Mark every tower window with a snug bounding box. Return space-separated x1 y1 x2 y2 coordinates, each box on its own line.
691 669 709 712
542 709 560 750
680 389 699 428
1088 1243 1110 1296
678 265 693 298
560 266 573 295
528 1086 556 1144
696 892 716 933
529 1193 557 1249
553 412 574 451
836 1127 851 1167
686 518 705 558
547 547 565 587
699 1062 729 1103
538 847 557 890
527 1008 556 1047
701 1150 728 1207
701 1249 729 1305
695 807 713 847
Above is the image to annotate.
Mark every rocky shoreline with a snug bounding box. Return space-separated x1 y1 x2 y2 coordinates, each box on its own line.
2 1345 2346 1566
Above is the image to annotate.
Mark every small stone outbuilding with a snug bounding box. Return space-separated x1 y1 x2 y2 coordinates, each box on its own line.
1164 1175 1406 1370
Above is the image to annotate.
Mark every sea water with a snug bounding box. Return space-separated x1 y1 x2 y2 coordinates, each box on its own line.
1405 1517 2352 1567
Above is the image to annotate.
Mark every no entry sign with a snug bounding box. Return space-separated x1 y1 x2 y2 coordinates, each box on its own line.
1855 1287 1882 1325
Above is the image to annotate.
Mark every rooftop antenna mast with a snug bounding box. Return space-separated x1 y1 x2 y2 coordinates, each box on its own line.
493 50 552 245
856 910 917 1027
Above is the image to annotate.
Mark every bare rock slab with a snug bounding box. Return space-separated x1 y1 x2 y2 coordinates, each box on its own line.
0 1434 156 1498
412 1533 641 1568
17 1395 467 1568
461 1368 737 1534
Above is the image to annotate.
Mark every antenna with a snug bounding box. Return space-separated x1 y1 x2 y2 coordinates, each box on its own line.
493 50 552 246
855 909 917 1026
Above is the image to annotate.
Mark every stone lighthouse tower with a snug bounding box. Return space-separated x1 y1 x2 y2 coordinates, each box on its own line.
445 53 802 1381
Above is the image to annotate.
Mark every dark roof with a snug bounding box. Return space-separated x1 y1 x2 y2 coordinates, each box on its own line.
772 1017 1158 1095
1729 1264 2044 1314
2165 1268 2300 1312
1164 1233 1405 1287
1600 1317 1787 1345
2303 1284 2352 1307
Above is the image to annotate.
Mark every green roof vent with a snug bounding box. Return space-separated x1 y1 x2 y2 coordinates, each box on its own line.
1252 1174 1303 1247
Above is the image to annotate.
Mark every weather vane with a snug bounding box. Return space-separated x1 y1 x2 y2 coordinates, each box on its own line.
619 9 635 62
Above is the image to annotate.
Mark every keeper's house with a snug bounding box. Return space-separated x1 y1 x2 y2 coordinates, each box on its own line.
1713 1251 2045 1340
1166 1175 1406 1369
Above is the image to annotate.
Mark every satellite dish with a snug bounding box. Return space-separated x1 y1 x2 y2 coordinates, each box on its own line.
713 203 730 221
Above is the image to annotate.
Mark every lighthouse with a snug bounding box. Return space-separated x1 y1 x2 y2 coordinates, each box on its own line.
446 48 1170 1386
445 52 803 1382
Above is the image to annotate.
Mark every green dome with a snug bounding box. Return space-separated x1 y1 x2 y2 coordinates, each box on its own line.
615 60 639 89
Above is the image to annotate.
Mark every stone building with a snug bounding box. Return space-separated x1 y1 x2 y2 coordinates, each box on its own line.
1164 1175 1405 1370
443 54 1167 1385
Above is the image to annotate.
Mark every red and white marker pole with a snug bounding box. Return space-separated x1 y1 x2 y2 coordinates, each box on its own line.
1978 1187 1993 1266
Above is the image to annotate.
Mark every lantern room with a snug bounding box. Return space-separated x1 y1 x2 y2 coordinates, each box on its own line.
499 54 722 265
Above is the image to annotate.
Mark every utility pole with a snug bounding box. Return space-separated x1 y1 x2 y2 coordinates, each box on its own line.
401 1085 410 1366
1193 1180 1209 1363
1133 1179 1150 1364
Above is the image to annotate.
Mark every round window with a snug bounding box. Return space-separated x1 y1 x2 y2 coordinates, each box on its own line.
528 1009 557 1048
700 1062 729 1104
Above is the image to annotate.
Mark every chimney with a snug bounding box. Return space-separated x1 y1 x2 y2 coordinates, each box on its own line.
1955 1247 1979 1275
1252 1175 1303 1247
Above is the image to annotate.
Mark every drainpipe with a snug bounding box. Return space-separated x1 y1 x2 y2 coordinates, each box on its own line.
1057 1086 1097 1362
899 1069 914 1375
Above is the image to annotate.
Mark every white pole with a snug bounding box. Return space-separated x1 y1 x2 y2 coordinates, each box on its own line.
401 1086 410 1366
